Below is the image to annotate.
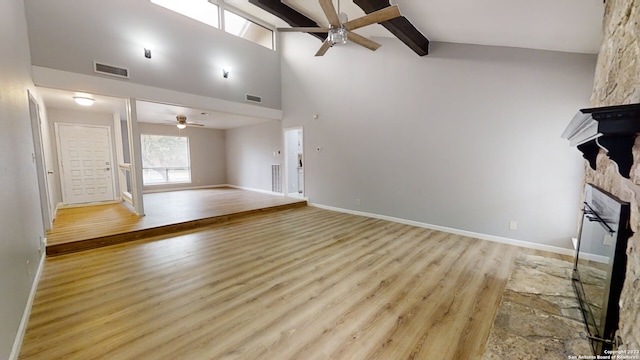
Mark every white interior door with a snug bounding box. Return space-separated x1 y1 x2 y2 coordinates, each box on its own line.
56 123 115 205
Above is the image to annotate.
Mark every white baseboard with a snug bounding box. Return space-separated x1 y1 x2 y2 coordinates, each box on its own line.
142 184 229 194
9 247 46 360
225 184 286 197
132 183 295 198
57 199 122 209
140 184 292 198
54 202 63 219
309 203 576 257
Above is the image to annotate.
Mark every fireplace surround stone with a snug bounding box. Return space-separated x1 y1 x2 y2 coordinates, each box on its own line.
584 0 640 351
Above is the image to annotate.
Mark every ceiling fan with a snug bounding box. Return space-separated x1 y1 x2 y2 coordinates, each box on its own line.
277 0 401 56
174 115 203 129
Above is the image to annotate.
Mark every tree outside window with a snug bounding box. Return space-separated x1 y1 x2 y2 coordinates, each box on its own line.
141 134 191 185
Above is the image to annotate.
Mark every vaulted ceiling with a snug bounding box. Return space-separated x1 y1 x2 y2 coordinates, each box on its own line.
249 0 430 55
29 0 605 129
229 0 605 55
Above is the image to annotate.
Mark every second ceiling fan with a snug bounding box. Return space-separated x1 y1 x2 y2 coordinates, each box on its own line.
174 115 203 129
278 0 401 56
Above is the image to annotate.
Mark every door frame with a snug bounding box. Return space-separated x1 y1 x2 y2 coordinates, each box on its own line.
55 122 117 205
283 126 304 198
27 91 53 230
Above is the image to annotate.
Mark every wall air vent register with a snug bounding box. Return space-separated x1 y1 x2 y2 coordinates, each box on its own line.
245 94 262 104
94 62 129 79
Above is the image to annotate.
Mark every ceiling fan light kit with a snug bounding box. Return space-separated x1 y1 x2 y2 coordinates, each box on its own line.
175 115 204 129
328 27 347 45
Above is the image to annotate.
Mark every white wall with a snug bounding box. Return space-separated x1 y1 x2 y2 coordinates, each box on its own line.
226 121 282 192
0 0 46 358
24 0 281 110
138 123 226 191
47 109 121 206
281 34 596 248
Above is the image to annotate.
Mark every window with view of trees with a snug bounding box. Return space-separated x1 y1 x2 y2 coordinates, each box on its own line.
141 134 191 185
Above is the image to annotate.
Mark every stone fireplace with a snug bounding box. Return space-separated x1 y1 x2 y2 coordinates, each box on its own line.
583 0 640 351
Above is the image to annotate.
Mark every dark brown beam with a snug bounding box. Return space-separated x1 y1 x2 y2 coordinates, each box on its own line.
249 0 428 55
353 0 429 56
249 0 327 41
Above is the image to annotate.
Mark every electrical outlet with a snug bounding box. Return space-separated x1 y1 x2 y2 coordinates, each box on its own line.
26 260 31 276
355 199 361 206
509 221 518 231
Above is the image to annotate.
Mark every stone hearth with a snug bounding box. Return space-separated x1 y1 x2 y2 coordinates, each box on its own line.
482 254 592 359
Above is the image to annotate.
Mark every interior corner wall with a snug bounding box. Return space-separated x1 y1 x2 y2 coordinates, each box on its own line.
0 0 46 358
138 123 226 191
225 121 282 192
585 0 640 351
281 34 597 248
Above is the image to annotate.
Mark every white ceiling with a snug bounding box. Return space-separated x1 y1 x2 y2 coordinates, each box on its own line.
236 0 605 54
38 87 127 116
38 87 272 130
135 100 275 129
37 0 605 128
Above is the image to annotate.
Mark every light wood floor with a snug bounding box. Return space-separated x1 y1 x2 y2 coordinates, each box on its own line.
22 206 520 360
46 187 306 255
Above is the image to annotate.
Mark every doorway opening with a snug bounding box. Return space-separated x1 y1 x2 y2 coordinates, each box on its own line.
284 127 304 198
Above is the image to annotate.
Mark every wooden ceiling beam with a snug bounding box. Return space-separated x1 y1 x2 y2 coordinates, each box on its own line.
248 0 327 41
353 0 429 56
251 0 429 56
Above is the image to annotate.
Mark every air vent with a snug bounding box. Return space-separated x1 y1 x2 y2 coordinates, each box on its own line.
245 94 262 104
94 62 129 79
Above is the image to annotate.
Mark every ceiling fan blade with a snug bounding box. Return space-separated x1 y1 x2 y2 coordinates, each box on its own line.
345 5 400 31
278 27 330 33
347 31 381 51
319 0 341 27
187 122 205 127
315 39 332 56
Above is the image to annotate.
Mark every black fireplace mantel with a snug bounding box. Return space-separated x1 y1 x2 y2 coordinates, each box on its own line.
562 103 640 178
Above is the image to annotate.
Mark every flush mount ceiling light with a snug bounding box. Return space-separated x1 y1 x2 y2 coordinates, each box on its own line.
73 96 95 106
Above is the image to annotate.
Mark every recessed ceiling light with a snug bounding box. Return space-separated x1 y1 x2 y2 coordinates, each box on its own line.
73 96 95 106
